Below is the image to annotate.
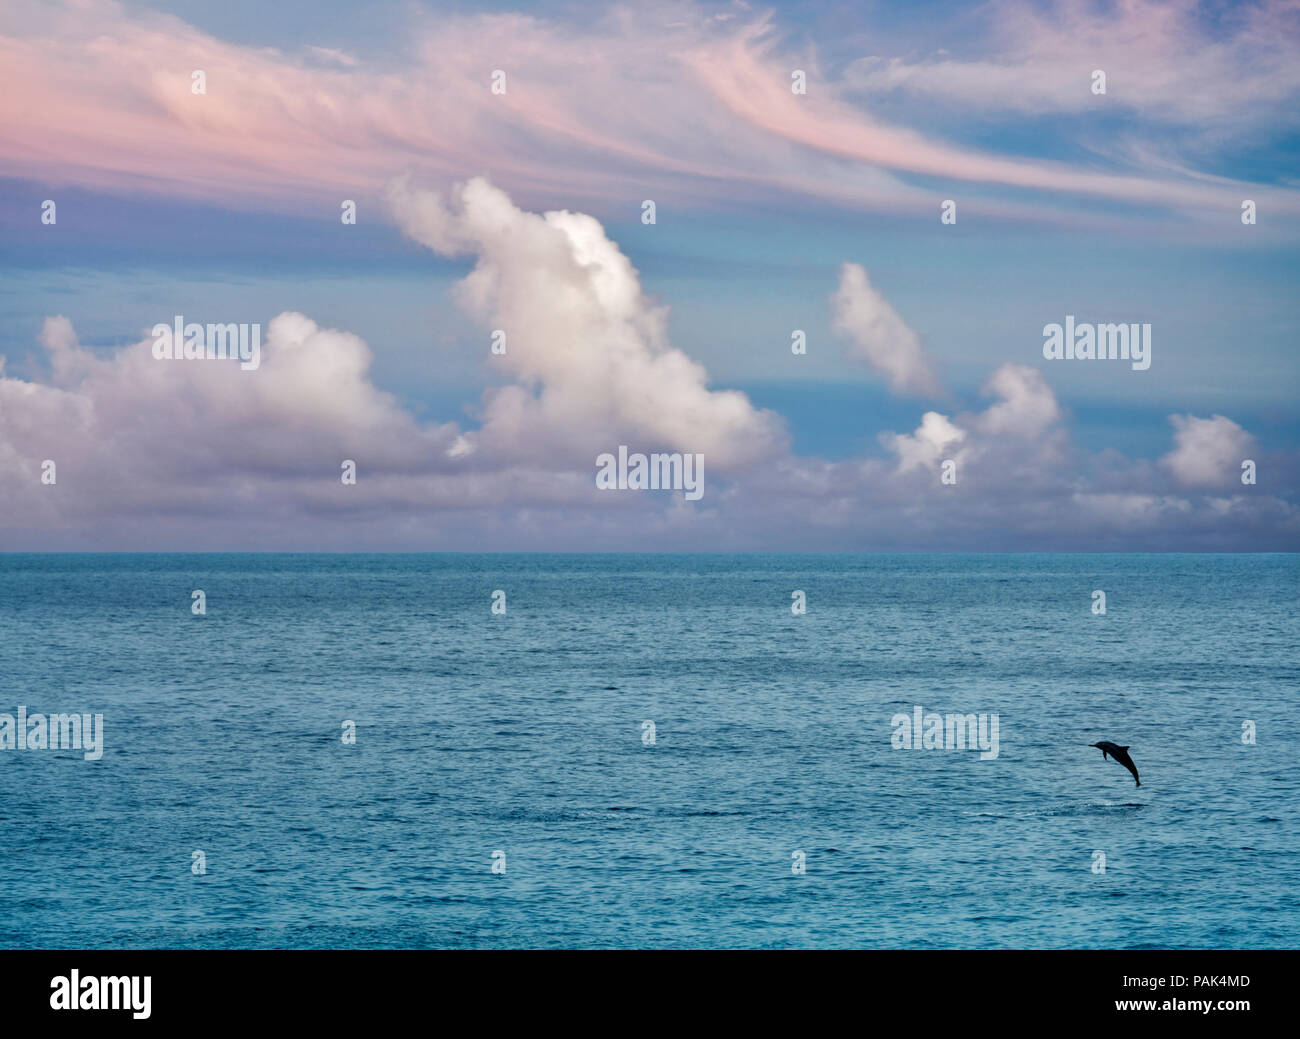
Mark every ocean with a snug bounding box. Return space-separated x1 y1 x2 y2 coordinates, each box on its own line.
1 553 1296 949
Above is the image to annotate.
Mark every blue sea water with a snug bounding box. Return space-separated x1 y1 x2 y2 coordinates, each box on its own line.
0 553 1296 950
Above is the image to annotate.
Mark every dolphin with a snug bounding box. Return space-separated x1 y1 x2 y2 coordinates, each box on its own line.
1089 741 1140 787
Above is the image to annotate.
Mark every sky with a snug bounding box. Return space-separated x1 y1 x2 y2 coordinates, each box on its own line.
0 0 1297 550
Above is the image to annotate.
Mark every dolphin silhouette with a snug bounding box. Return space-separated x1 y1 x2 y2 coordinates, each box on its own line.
1089 741 1140 787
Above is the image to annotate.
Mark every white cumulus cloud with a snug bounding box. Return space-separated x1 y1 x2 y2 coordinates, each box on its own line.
1162 414 1255 488
386 176 787 470
830 262 943 397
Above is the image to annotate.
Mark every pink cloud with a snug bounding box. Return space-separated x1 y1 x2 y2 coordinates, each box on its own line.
1 0 1295 227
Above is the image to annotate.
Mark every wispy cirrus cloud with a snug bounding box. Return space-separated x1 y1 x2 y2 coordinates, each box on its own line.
845 0 1300 133
2 0 1297 227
